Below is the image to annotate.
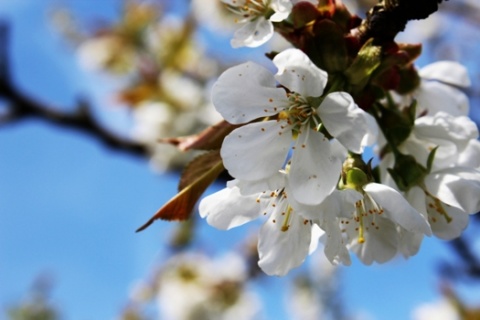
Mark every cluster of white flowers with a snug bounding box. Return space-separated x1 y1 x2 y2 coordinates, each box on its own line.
381 61 480 241
198 1 480 276
130 252 262 320
74 3 224 171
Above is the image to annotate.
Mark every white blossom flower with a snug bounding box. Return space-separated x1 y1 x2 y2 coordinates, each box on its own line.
398 61 471 117
212 48 377 205
404 112 479 170
131 101 175 143
77 34 136 73
300 183 431 265
131 102 221 172
412 298 460 320
377 114 480 241
222 0 293 48
199 175 320 276
159 71 204 110
379 112 480 179
191 0 238 34
406 167 480 240
155 252 262 320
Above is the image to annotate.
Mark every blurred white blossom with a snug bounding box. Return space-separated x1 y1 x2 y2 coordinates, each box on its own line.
412 298 460 320
155 252 262 320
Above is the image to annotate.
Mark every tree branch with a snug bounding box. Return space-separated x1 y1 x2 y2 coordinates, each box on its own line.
355 0 447 44
0 21 148 158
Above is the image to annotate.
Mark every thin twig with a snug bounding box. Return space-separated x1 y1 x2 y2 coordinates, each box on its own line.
0 21 148 158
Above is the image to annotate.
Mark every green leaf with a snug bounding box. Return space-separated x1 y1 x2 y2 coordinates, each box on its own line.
426 146 439 173
136 150 224 232
389 153 427 192
344 38 382 88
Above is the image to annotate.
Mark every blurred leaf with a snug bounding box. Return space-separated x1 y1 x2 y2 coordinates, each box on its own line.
136 150 223 231
178 150 222 191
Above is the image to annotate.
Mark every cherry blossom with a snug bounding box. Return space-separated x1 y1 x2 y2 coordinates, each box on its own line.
297 183 431 265
199 176 320 276
148 252 262 319
401 112 479 170
212 48 377 205
404 61 471 117
406 167 480 240
222 0 293 48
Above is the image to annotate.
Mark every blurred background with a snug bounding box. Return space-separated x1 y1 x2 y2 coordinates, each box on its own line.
1 0 480 319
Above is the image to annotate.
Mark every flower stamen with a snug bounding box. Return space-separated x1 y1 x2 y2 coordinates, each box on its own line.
281 205 293 232
355 200 366 244
279 93 320 132
429 196 453 223
225 0 270 23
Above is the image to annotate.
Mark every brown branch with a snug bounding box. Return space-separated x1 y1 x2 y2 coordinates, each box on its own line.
354 0 447 45
0 21 148 158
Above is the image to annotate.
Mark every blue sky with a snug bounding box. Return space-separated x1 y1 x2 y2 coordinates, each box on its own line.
1 1 479 319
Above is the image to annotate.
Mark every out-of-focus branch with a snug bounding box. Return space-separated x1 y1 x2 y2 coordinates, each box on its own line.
0 21 148 158
441 232 480 281
355 0 446 44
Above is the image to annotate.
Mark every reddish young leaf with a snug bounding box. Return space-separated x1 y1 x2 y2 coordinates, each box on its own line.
160 120 239 151
136 150 224 232
178 149 223 191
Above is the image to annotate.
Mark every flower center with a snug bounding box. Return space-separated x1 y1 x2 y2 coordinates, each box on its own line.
278 93 320 132
224 0 270 23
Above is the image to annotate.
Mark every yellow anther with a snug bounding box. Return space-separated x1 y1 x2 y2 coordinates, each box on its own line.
278 110 289 120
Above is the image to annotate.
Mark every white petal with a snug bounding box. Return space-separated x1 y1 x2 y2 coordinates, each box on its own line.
236 172 286 195
318 92 377 153
288 129 342 205
415 81 469 117
231 18 274 48
419 61 471 87
397 229 424 258
321 221 351 266
364 183 432 235
405 186 428 216
273 48 327 97
425 167 480 214
258 204 312 276
212 62 289 124
294 189 337 221
309 224 323 254
221 120 292 181
402 132 457 170
348 217 398 265
457 139 480 168
414 113 478 142
269 0 293 22
329 139 349 162
199 186 263 230
360 110 379 148
408 113 478 169
316 204 352 266
427 204 469 240
221 0 246 5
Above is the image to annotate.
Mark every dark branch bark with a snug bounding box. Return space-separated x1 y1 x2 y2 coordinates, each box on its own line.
0 22 148 158
355 0 447 45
